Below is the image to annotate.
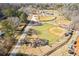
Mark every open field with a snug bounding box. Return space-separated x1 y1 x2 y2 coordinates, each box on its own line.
32 23 66 44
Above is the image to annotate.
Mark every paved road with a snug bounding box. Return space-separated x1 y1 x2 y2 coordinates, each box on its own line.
10 15 36 56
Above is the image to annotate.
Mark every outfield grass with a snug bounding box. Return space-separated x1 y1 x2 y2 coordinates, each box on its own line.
32 23 63 44
38 16 55 22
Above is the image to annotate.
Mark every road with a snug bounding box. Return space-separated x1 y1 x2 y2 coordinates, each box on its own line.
10 15 36 56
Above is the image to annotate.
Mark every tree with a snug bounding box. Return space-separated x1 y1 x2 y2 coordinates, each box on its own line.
1 20 16 39
19 12 28 23
16 11 23 17
2 7 16 17
16 11 28 23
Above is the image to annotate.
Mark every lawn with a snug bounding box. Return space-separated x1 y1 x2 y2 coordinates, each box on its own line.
32 23 65 45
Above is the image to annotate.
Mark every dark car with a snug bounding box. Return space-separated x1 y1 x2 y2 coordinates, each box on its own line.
65 31 73 36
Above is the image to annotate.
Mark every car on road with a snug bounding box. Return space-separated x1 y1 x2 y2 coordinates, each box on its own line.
68 43 74 54
68 40 76 54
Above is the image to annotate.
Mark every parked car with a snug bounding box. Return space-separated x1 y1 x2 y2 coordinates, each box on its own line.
68 40 76 54
68 44 74 54
65 31 73 36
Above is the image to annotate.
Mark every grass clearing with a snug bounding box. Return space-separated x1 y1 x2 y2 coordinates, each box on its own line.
32 23 65 44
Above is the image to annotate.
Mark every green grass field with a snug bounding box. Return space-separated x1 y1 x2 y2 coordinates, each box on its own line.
32 23 62 45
